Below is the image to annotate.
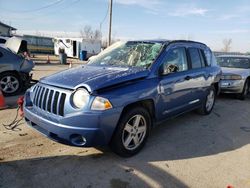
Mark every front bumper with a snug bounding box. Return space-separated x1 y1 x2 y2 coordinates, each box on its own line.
219 79 245 93
24 96 122 147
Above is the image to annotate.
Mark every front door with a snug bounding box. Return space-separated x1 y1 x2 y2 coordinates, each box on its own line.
157 47 195 120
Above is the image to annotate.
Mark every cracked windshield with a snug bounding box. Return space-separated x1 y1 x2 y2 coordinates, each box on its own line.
88 42 162 68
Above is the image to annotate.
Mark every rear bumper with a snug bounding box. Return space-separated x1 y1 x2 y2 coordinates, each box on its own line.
24 104 122 147
219 80 244 93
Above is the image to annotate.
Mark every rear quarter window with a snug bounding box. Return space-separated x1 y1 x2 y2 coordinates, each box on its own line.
203 48 217 66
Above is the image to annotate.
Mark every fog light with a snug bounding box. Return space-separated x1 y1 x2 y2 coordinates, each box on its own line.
70 134 87 146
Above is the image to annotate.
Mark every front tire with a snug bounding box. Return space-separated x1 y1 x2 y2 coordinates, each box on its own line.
237 79 249 100
110 107 151 157
197 86 216 115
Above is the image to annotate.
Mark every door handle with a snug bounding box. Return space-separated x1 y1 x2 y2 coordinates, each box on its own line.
185 76 192 80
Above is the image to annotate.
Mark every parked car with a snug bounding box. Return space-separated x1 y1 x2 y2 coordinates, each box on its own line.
217 55 250 100
24 40 221 157
0 37 34 96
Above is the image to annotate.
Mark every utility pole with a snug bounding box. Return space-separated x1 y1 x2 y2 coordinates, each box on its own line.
108 0 113 46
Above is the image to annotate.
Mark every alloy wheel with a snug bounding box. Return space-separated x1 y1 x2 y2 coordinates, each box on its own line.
122 114 147 150
0 75 19 94
206 89 215 112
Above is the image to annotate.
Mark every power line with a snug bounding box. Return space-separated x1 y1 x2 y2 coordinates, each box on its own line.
99 0 110 34
64 0 81 9
100 0 110 26
1 0 64 13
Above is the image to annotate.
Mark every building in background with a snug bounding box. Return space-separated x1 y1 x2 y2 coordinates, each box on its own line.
22 35 54 54
54 37 101 59
0 22 16 37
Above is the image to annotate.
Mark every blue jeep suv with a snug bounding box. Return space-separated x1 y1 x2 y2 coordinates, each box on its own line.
24 40 221 157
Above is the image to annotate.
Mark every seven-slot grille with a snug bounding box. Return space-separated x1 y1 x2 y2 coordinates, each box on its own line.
32 84 66 116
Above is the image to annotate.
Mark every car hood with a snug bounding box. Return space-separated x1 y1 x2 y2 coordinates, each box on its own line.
40 65 150 92
221 67 250 77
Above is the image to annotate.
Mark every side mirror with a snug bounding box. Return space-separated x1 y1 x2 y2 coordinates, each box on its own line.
159 65 165 75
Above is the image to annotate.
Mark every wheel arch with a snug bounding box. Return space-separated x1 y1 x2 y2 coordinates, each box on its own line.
121 99 156 123
109 99 156 145
0 70 20 75
246 76 250 83
212 82 220 95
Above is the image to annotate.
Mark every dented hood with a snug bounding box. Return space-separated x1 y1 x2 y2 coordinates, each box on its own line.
5 37 28 54
40 65 150 92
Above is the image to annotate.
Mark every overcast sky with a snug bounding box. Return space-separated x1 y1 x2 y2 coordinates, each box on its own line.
0 0 250 52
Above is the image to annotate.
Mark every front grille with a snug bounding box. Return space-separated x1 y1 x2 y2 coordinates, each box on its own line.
32 84 67 116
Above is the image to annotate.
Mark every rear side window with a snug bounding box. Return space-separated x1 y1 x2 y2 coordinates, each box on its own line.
188 48 203 69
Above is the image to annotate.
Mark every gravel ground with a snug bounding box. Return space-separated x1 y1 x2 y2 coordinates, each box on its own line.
0 64 250 188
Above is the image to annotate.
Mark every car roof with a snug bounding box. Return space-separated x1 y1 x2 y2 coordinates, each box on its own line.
127 39 207 46
217 55 250 58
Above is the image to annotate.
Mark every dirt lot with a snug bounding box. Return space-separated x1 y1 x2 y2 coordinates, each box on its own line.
0 63 250 188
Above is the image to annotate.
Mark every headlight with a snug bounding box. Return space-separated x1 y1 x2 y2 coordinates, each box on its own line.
221 74 242 80
91 96 112 111
72 88 90 109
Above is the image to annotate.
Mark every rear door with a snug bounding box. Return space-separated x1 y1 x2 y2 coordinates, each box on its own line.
186 47 210 104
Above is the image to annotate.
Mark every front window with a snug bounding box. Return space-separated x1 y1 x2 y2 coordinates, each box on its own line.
161 47 188 74
217 57 250 69
88 41 163 68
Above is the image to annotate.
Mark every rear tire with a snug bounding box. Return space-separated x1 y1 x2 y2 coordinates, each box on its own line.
0 72 22 96
110 107 151 157
197 86 216 115
237 79 249 100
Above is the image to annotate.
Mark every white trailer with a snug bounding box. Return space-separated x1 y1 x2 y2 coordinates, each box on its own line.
53 37 101 59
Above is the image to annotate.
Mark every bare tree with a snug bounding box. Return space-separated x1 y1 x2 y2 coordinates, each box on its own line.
80 25 102 40
222 38 232 52
79 25 94 39
94 29 102 40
